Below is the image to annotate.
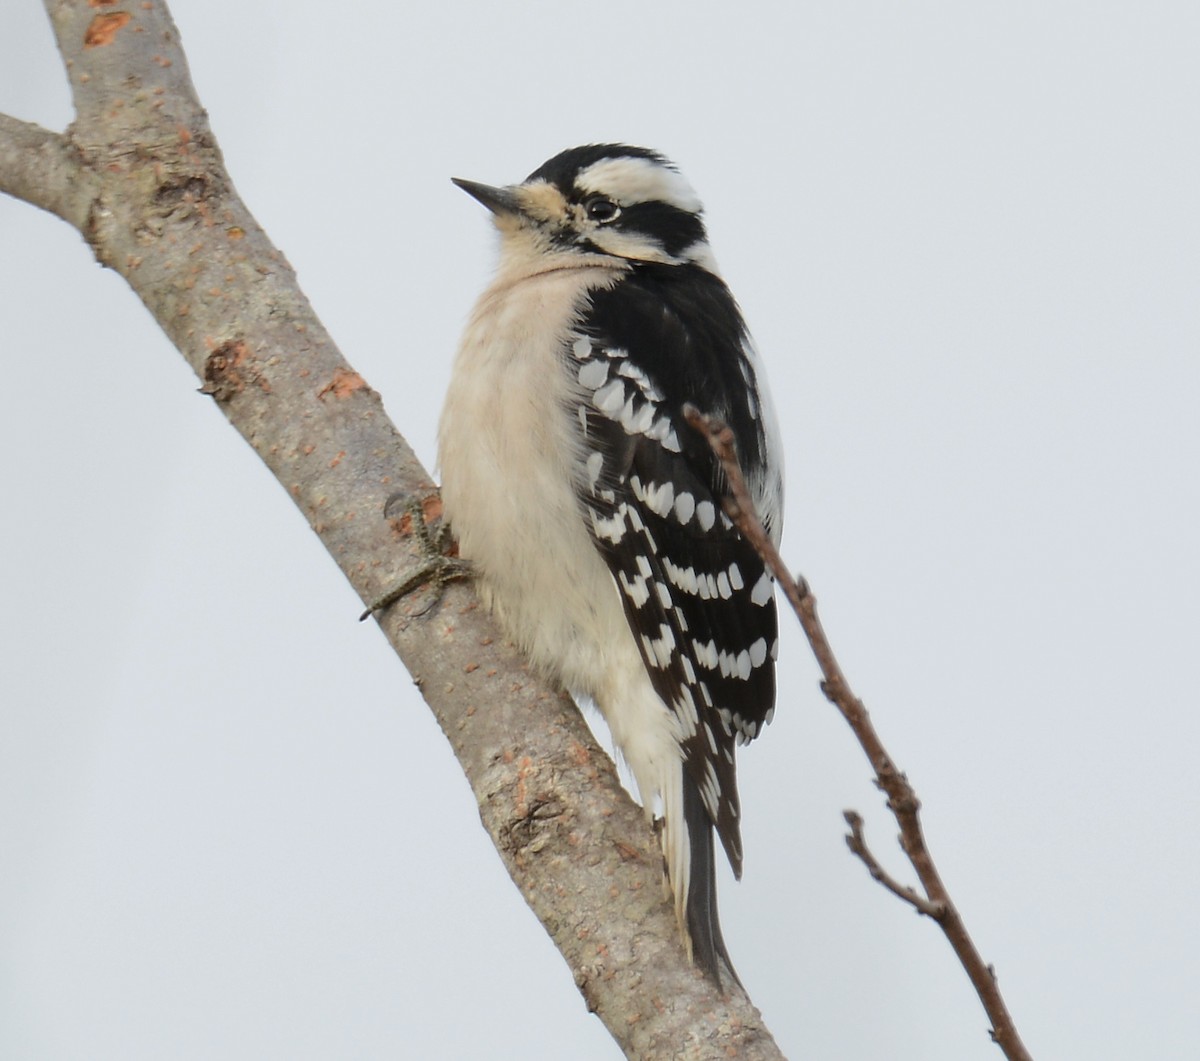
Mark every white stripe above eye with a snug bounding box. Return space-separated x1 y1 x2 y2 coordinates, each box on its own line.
574 156 703 214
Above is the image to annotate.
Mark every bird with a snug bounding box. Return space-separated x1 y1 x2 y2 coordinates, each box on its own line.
438 144 783 985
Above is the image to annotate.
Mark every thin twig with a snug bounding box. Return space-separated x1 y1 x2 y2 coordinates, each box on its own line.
843 811 942 918
682 403 1034 1061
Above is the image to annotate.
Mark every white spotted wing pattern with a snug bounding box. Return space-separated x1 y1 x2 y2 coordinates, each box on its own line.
568 331 778 875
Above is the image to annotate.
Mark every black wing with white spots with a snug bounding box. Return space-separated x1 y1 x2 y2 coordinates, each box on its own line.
569 262 781 876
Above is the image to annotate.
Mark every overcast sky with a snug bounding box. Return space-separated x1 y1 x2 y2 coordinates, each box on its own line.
2 3 1198 1059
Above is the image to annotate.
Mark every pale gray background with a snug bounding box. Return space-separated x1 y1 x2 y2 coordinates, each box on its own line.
2 3 1198 1058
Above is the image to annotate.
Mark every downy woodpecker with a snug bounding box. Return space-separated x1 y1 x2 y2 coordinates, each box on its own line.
439 144 783 983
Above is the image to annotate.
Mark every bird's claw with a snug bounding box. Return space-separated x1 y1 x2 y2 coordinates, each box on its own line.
359 496 471 621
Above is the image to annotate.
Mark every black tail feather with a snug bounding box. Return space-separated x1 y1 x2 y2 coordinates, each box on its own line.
682 773 742 990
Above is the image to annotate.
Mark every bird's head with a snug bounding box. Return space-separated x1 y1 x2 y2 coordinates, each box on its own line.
453 144 717 274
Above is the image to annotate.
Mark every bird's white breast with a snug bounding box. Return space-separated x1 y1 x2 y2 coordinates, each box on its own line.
438 262 637 696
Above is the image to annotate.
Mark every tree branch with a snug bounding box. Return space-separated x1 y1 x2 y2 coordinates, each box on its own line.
683 404 1034 1061
0 114 88 222
0 3 782 1058
843 811 942 919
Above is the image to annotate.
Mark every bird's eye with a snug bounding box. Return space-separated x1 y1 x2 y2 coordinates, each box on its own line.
584 196 620 223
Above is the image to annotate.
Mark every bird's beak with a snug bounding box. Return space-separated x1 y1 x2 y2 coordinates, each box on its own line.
451 177 524 216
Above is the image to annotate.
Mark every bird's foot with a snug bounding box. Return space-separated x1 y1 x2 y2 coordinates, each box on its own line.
359 494 471 621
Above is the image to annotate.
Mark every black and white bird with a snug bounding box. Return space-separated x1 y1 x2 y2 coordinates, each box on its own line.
439 145 783 984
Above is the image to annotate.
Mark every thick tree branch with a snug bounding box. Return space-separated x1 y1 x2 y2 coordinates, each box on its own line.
0 3 782 1058
683 404 1034 1061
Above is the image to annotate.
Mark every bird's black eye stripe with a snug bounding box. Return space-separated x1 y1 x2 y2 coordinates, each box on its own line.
617 201 707 257
583 195 620 223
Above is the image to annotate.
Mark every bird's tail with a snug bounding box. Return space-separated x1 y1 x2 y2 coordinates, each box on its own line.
680 772 741 989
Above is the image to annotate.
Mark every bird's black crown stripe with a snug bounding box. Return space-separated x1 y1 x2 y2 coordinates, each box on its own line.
526 143 671 191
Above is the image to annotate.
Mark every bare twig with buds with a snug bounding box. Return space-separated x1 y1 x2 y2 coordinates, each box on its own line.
683 403 1034 1061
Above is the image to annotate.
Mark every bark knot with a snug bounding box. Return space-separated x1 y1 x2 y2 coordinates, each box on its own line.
501 795 565 856
201 339 262 402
